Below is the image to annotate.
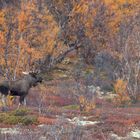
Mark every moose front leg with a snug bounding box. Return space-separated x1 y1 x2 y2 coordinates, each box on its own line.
18 95 26 109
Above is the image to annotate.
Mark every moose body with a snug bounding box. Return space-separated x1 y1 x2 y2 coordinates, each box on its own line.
0 72 42 110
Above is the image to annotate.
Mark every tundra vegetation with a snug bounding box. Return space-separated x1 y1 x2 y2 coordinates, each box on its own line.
0 0 139 139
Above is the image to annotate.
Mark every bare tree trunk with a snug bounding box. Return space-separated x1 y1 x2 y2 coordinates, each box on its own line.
4 25 13 79
119 14 140 102
13 46 21 80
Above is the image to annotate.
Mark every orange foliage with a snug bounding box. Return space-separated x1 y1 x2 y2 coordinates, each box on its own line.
69 0 140 52
113 79 131 106
79 95 96 112
0 0 61 78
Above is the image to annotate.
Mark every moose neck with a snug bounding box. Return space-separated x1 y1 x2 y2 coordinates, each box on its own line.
24 75 37 87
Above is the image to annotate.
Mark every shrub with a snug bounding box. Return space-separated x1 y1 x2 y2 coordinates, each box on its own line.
7 95 15 106
79 95 96 112
113 79 131 106
11 108 29 116
0 108 38 125
20 116 38 125
4 115 20 125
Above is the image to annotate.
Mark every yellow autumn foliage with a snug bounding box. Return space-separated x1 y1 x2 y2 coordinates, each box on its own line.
79 95 96 112
114 79 131 106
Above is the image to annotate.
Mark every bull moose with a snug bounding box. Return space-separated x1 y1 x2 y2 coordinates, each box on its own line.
0 71 42 110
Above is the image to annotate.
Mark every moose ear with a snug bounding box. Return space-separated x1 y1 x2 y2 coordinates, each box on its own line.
22 71 29 75
32 70 40 74
36 70 41 74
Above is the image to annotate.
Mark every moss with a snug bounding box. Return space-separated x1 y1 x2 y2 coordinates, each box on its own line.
63 105 79 110
0 113 7 122
11 108 29 116
20 116 38 125
3 115 20 125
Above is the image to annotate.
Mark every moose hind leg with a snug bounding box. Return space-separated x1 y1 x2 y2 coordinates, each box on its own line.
1 95 8 111
24 98 27 106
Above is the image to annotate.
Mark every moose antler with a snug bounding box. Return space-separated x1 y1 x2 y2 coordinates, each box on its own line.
22 71 29 75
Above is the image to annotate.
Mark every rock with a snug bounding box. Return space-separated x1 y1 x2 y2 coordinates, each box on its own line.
105 91 113 95
61 74 68 78
109 133 132 140
0 128 21 135
104 93 118 100
88 85 96 93
96 86 101 91
100 91 105 95
110 133 123 140
87 85 106 98
129 129 140 139
39 136 46 140
66 116 100 126
38 124 47 128
109 129 140 140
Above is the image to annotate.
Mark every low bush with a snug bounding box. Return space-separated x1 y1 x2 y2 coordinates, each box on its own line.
20 116 38 125
0 108 38 125
113 79 131 106
79 95 96 112
11 108 29 116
